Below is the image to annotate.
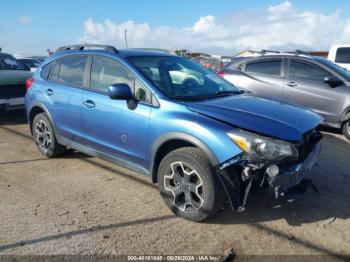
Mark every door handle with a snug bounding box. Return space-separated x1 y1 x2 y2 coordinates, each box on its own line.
45 89 53 96
287 82 298 87
83 100 95 108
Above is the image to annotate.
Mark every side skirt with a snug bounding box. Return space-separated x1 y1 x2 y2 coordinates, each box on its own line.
57 136 150 177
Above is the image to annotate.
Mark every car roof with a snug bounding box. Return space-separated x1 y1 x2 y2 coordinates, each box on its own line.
46 48 176 64
0 52 13 57
118 49 176 57
228 53 319 65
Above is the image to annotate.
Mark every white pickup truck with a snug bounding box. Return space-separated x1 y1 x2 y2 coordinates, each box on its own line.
328 44 350 71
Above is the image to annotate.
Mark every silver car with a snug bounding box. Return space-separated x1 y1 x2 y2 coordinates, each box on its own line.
220 53 350 140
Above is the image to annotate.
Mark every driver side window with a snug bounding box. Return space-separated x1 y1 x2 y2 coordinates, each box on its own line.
90 56 151 103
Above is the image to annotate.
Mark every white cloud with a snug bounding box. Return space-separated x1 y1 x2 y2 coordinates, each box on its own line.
268 1 292 14
18 16 32 24
79 1 350 55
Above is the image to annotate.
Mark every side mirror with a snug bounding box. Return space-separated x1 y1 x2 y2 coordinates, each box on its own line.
324 76 343 88
108 83 133 100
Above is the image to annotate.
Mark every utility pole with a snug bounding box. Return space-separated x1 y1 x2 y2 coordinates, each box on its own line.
124 29 128 49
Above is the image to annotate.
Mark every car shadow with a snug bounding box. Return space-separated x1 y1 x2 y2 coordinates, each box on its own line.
209 132 350 226
0 109 27 125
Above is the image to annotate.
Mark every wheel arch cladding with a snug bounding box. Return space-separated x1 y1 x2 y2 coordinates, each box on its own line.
341 109 350 122
29 104 55 135
151 133 219 183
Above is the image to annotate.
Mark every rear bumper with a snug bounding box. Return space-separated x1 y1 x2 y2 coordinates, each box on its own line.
267 143 321 197
0 97 25 111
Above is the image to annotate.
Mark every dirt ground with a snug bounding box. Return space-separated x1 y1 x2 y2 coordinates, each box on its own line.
0 110 350 259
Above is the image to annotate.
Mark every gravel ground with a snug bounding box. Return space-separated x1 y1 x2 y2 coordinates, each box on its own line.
0 110 350 259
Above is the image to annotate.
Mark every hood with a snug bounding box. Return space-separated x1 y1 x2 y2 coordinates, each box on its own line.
186 94 323 142
0 70 33 86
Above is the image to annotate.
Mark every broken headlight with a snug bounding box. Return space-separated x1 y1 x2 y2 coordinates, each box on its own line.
227 129 298 161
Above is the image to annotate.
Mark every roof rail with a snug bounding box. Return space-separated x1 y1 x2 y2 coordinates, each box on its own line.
294 49 310 55
259 49 280 55
55 44 119 54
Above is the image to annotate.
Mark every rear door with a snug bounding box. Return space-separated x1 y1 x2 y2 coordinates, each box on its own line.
284 58 343 123
236 58 285 99
82 55 152 168
44 55 87 143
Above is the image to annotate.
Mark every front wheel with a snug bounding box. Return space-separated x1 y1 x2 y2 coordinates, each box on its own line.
157 147 225 222
342 120 350 140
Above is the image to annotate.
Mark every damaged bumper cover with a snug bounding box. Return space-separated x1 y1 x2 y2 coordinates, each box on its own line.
267 142 321 198
217 140 322 210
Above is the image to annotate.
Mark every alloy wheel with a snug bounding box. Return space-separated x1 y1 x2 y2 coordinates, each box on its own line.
35 120 52 153
164 161 204 212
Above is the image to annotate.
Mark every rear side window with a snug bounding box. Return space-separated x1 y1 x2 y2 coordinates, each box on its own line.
245 59 282 76
41 62 54 80
58 56 87 87
335 47 350 63
289 60 331 81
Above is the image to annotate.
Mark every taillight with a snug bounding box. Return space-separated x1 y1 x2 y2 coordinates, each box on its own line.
217 71 225 77
25 77 34 91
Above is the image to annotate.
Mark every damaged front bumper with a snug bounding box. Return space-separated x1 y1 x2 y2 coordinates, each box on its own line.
267 142 321 198
217 141 322 211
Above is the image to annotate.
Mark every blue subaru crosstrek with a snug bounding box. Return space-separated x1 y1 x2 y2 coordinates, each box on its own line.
25 44 323 222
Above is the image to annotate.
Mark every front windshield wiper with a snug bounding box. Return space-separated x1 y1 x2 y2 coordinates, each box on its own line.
171 96 205 101
215 90 242 96
171 90 243 101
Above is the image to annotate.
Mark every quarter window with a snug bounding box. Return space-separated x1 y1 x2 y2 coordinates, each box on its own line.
90 56 151 103
41 62 54 80
49 61 60 81
245 60 282 76
58 56 87 87
289 60 331 81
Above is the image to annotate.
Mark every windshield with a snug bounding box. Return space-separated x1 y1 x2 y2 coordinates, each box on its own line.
316 57 350 82
128 56 241 100
0 54 26 70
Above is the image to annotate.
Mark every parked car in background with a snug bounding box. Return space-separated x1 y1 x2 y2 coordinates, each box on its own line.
17 58 41 72
191 56 223 71
0 52 32 111
328 44 350 71
30 56 47 63
219 53 350 140
25 44 323 222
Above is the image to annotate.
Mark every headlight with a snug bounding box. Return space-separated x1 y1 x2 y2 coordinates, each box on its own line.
227 129 298 161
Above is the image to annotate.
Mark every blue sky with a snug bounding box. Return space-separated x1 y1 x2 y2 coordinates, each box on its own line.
1 0 350 55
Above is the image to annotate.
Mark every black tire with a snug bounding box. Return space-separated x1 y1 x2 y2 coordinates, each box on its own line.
157 147 226 222
32 113 66 157
342 120 350 140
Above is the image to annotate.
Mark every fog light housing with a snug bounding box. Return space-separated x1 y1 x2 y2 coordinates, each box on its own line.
266 164 279 177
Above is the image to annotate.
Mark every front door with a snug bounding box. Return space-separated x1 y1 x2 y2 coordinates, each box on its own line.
284 59 344 124
82 55 152 168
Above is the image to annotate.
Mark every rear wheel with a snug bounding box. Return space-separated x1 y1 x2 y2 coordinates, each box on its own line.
157 147 225 222
342 120 350 140
32 113 66 157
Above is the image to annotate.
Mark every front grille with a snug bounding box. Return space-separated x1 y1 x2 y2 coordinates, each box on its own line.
0 84 26 98
296 128 322 161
